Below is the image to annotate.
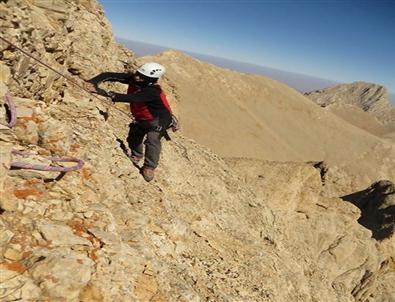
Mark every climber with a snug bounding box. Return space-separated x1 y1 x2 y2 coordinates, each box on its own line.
85 62 179 182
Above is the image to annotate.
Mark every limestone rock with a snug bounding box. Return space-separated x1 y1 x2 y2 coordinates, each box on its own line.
30 249 94 301
3 247 23 261
87 227 119 245
0 268 42 301
38 223 92 246
227 158 395 301
0 143 12 190
341 180 395 240
305 81 395 127
0 62 11 83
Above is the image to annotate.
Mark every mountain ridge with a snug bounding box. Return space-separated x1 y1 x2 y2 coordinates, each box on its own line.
305 81 395 130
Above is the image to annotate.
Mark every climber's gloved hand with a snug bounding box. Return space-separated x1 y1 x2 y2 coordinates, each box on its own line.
94 89 115 100
84 81 114 100
170 115 179 132
106 91 118 103
85 82 97 93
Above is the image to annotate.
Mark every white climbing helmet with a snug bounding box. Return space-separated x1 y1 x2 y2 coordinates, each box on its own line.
137 62 166 79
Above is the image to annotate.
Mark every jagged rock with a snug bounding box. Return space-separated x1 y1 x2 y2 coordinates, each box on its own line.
38 223 92 247
0 229 14 247
0 268 42 301
341 180 395 240
87 227 119 245
305 81 395 127
30 249 94 301
226 158 393 301
3 247 23 261
0 143 12 189
0 62 11 83
0 0 134 104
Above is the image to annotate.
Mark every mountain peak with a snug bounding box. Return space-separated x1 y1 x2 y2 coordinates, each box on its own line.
157 49 193 60
305 81 395 125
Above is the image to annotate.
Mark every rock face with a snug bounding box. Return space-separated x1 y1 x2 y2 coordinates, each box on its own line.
226 158 395 302
341 180 395 302
0 0 135 103
342 180 395 240
0 1 394 302
305 82 395 128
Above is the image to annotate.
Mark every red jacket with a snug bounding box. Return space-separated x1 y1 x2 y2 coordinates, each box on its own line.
127 84 172 123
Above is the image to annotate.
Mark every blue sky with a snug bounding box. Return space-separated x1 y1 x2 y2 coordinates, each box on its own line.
99 0 395 94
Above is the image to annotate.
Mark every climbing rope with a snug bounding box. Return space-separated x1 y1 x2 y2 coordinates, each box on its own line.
0 35 131 120
1 92 16 128
10 150 84 172
0 35 138 172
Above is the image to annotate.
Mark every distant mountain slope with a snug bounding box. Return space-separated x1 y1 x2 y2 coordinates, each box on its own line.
117 38 337 92
320 103 389 137
305 82 395 126
139 50 395 190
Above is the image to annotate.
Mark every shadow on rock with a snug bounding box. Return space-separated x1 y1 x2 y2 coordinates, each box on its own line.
341 180 395 240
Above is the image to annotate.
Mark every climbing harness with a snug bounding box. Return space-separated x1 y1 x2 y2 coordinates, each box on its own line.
10 150 84 172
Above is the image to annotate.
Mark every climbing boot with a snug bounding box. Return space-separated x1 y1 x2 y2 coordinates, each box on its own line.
141 166 155 182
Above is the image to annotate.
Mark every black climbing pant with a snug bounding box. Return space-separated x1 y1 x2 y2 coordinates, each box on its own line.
127 119 167 169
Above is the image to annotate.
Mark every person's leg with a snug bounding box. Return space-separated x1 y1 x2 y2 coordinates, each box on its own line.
127 123 146 159
143 130 163 169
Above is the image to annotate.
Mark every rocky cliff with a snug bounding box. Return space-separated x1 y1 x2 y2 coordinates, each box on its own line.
0 1 394 301
305 82 395 129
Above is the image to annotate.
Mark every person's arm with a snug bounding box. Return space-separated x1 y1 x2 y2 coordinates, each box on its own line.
85 72 133 97
87 72 132 86
109 87 157 103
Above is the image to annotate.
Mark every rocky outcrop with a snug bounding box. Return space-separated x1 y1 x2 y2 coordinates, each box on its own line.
1 1 394 301
226 158 395 302
341 180 395 302
0 0 135 103
342 180 395 240
305 82 395 127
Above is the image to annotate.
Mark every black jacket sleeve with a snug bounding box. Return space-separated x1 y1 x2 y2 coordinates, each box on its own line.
109 87 158 103
87 72 133 86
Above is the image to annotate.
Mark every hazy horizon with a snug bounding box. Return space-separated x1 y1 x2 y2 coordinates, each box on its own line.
117 38 338 93
117 37 395 105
